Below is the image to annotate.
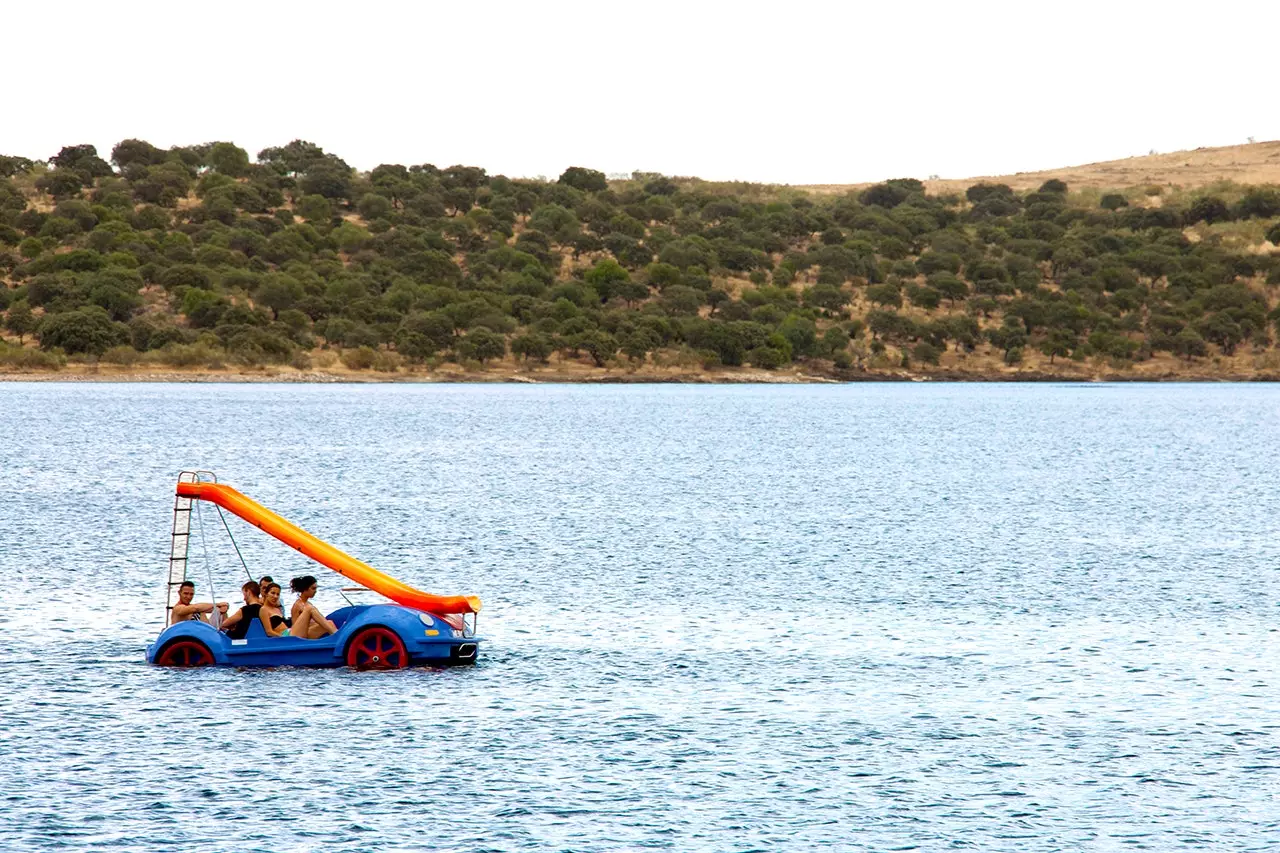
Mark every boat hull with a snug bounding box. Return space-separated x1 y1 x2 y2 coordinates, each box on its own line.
146 604 480 668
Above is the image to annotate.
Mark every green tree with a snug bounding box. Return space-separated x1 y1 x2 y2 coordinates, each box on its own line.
1186 195 1230 224
180 289 227 328
620 329 659 362
986 320 1028 357
698 321 769 366
906 284 942 310
1236 187 1280 219
912 341 942 365
747 344 790 369
643 175 678 195
50 144 112 179
457 327 506 363
966 183 1015 203
575 331 617 366
820 325 849 357
1172 327 1207 361
35 169 85 199
36 306 127 354
803 283 850 314
511 332 553 363
866 282 902 308
357 193 392 220
929 273 969 306
296 194 332 224
529 203 578 236
615 279 650 306
1196 312 1243 355
257 140 327 176
161 264 214 291
1099 193 1129 211
395 311 454 359
131 162 192 206
208 142 250 177
584 258 631 301
859 179 922 209
88 281 143 322
558 166 608 193
110 139 166 170
298 158 353 199
332 221 371 253
867 309 916 342
0 155 35 177
18 237 43 259
1039 328 1076 363
660 285 703 316
4 299 35 342
646 262 682 290
255 274 304 319
778 315 818 358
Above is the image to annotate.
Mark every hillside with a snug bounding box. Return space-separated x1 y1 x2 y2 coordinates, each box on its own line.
3 138 1280 383
805 140 1280 195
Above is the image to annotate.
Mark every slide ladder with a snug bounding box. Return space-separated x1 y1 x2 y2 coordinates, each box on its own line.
164 471 200 625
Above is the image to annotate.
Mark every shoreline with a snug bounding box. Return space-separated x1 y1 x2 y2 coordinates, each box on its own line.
3 365 1280 384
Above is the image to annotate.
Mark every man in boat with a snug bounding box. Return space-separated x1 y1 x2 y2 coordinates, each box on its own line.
218 580 262 639
170 580 229 626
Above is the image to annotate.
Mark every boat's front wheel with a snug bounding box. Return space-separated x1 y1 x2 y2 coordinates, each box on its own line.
346 627 408 670
156 639 215 667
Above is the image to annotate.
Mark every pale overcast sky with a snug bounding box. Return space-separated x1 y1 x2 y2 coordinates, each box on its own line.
7 0 1278 185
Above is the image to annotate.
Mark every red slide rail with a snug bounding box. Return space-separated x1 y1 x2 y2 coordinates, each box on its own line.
176 480 481 615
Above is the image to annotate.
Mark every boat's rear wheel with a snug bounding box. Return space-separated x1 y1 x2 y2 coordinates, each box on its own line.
156 639 215 667
346 627 408 670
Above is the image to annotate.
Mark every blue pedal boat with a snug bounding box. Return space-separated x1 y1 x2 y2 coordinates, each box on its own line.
147 472 482 669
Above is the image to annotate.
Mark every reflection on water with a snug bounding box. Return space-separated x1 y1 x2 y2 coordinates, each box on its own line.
2 382 1280 851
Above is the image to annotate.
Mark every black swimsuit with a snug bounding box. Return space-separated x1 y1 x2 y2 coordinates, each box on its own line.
226 604 261 640
259 609 287 634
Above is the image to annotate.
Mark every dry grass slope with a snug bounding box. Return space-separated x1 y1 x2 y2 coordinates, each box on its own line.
803 140 1280 194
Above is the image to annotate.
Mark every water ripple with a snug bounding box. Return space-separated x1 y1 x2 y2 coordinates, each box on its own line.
2 382 1280 850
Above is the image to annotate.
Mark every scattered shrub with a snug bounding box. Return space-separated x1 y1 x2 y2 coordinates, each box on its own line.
340 346 377 370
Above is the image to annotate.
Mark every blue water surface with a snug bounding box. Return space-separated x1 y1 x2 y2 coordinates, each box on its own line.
1 382 1279 852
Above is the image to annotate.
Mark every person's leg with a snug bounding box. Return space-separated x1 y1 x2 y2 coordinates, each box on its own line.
291 606 313 639
304 605 335 638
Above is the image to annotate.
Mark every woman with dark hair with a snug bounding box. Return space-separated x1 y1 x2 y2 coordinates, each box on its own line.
290 575 337 639
258 583 289 637
220 580 263 639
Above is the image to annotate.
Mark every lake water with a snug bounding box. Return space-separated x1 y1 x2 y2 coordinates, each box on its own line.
2 382 1279 852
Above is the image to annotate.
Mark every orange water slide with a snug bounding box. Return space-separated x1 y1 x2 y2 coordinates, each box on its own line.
176 481 481 615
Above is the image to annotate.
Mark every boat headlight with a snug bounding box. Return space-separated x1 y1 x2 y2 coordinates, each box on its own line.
418 614 435 627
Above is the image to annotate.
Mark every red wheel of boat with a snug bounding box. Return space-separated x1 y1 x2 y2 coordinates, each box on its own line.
346 627 408 670
156 640 215 667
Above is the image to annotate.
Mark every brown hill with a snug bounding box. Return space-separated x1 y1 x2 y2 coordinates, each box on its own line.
803 140 1280 195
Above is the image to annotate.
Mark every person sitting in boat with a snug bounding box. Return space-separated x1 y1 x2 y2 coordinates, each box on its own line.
258 583 290 637
219 580 263 639
170 580 228 626
290 575 338 639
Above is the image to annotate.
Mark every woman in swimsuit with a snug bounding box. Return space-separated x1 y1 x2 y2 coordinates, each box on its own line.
290 575 338 639
259 583 289 637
